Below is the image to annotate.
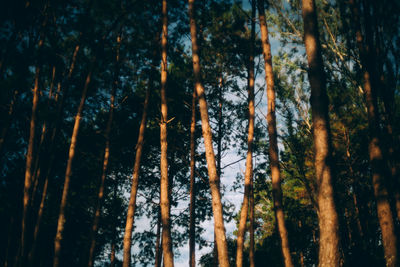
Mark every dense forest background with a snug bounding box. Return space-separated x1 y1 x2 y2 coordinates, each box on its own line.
0 0 399 266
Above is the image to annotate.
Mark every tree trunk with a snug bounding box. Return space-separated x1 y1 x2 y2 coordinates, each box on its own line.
301 0 340 266
188 0 229 266
122 58 152 267
87 33 121 267
159 1 174 266
349 1 398 265
20 61 42 267
189 88 196 267
257 1 294 266
53 60 95 267
236 1 256 265
0 89 18 159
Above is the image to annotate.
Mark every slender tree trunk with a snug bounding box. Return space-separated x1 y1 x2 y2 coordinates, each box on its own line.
188 0 229 266
301 0 340 265
189 88 196 267
87 33 121 267
110 176 118 267
257 1 294 266
236 1 256 265
159 1 174 266
110 242 116 267
20 59 42 267
349 1 397 265
53 60 95 267
248 3 256 267
122 61 152 267
27 42 81 267
154 201 162 267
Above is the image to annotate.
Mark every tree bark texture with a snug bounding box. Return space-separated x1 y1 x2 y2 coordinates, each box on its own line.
301 0 340 265
257 0 294 266
188 0 229 266
159 1 174 266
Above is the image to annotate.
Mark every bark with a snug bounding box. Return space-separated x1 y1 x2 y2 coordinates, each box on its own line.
53 60 95 267
159 1 174 265
349 1 398 265
301 0 340 265
122 57 152 267
87 33 121 267
257 1 294 266
236 1 256 265
188 0 229 266
189 88 196 267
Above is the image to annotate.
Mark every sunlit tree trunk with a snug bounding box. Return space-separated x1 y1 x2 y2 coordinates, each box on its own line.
257 0 294 266
87 33 121 267
27 42 81 267
236 1 256 265
188 0 229 266
301 0 340 265
53 60 95 267
189 88 196 267
349 1 397 265
20 37 44 265
122 54 152 267
159 1 174 265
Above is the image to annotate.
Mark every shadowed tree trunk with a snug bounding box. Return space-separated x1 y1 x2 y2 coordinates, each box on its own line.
301 0 340 265
154 200 162 267
349 0 398 265
53 59 95 267
257 0 294 266
159 1 174 265
0 89 18 159
188 0 229 266
87 33 121 267
236 0 256 265
189 88 196 267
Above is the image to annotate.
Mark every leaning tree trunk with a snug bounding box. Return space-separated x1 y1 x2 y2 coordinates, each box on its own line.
53 60 95 267
189 88 196 267
257 1 294 266
188 0 229 266
159 1 174 266
122 79 151 267
349 0 398 265
301 0 340 265
236 1 256 265
87 33 121 267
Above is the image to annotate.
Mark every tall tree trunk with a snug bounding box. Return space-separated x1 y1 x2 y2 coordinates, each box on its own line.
249 3 256 267
236 1 256 265
20 54 42 267
27 42 81 267
189 88 196 267
257 1 294 266
159 1 174 266
53 60 95 267
87 33 121 267
188 0 229 266
349 1 398 265
301 0 340 265
122 59 152 267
